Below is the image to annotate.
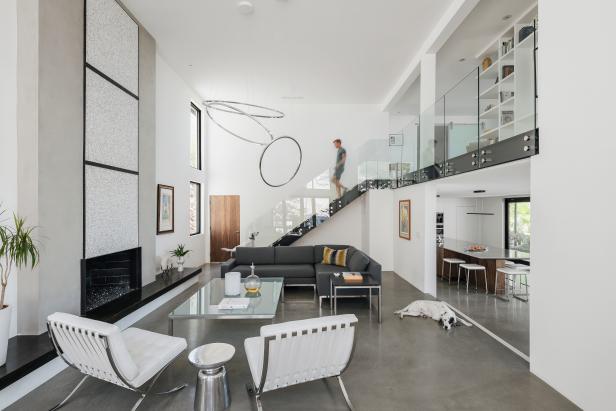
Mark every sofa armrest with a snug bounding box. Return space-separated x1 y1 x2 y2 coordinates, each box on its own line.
220 258 237 277
366 258 382 284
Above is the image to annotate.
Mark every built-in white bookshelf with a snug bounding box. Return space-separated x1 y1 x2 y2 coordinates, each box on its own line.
477 6 538 147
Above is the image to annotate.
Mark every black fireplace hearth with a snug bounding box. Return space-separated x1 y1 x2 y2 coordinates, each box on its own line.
81 247 141 314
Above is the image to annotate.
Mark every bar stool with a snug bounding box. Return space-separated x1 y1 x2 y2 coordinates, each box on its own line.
189 343 235 411
458 263 488 293
495 267 530 301
441 258 466 283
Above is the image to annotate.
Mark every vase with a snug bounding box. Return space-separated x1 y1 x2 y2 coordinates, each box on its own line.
177 256 185 272
0 306 12 366
244 263 262 293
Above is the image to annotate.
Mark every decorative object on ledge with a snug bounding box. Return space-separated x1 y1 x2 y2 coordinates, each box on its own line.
481 56 492 71
203 100 303 187
170 244 190 272
160 255 173 279
0 209 40 366
244 263 262 293
399 200 411 240
157 184 174 234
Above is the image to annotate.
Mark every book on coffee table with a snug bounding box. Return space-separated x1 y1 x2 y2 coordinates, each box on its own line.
342 272 363 283
218 298 250 310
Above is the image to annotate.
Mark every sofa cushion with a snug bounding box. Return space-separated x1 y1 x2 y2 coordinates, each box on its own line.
275 246 314 264
321 246 349 267
348 251 370 272
315 263 347 275
235 264 315 278
313 245 355 263
235 247 275 265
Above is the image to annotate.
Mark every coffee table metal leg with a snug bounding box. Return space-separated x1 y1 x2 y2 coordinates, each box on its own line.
369 287 372 313
168 318 174 336
329 278 333 314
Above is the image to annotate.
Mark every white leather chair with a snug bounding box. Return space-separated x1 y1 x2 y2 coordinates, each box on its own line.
244 314 358 410
47 312 188 411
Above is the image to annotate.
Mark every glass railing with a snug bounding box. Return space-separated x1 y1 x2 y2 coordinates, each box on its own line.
247 139 397 247
392 19 537 187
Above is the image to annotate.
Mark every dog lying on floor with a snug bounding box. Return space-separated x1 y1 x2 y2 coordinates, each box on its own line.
394 300 472 330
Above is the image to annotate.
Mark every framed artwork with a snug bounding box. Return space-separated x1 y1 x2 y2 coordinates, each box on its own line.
389 133 403 146
157 184 174 234
399 200 411 240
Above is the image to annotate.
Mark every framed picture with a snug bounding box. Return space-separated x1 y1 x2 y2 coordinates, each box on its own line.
399 200 411 240
389 133 404 146
157 184 174 234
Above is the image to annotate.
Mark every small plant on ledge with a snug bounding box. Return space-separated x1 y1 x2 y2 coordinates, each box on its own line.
0 207 40 365
170 244 190 272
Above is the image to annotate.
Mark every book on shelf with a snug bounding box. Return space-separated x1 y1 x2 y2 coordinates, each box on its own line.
218 298 250 310
342 272 363 282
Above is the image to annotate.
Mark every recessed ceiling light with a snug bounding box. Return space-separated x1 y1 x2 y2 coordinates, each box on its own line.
237 1 254 15
502 14 512 21
459 57 466 62
473 189 486 193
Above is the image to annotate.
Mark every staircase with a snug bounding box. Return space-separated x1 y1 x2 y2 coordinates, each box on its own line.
271 178 392 246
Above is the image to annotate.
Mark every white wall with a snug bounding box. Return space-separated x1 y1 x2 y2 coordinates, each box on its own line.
530 1 616 410
0 0 19 337
437 196 504 247
392 182 436 295
207 103 388 245
156 54 208 268
294 189 394 271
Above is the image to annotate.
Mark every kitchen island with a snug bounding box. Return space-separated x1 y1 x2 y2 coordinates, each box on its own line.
437 238 530 293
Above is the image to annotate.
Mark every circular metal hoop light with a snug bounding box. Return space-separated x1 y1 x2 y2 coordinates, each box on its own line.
203 100 302 187
259 136 303 188
203 101 275 145
203 100 285 119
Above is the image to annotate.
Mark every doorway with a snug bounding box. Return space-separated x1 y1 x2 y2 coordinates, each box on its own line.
209 195 240 262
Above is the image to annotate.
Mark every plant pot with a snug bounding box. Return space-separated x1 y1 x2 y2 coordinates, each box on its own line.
177 256 185 272
0 306 12 366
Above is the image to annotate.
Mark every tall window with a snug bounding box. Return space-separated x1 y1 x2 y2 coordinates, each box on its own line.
190 103 201 170
505 197 530 252
189 181 201 235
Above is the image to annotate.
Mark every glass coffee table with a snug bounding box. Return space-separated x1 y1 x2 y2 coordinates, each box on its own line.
168 277 283 335
330 274 382 323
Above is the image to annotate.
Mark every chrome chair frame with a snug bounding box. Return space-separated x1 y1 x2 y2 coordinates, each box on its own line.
47 322 186 411
246 322 357 411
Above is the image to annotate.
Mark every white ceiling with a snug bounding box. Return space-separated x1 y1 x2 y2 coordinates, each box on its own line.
392 0 536 114
122 0 454 104
436 158 530 198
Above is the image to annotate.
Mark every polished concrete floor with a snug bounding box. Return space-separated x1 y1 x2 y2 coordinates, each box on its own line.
9 267 576 411
436 276 530 356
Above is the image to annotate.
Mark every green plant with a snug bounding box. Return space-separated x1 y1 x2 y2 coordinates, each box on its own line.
0 208 40 309
170 244 190 258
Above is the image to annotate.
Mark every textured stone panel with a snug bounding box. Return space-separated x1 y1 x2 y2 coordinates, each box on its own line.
86 0 138 95
85 165 138 258
85 67 138 171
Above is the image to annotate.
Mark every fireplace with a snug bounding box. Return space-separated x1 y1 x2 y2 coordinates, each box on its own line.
81 247 142 315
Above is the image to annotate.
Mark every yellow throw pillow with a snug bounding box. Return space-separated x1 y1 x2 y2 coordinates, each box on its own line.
322 246 348 267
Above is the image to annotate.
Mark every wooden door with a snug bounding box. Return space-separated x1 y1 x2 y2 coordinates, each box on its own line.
210 195 240 262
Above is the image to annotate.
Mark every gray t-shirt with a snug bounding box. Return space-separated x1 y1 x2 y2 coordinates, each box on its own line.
336 147 346 169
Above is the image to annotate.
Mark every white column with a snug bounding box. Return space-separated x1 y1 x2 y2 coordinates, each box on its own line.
419 54 436 169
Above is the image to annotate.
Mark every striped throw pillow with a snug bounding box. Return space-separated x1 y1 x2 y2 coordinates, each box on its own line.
322 247 348 267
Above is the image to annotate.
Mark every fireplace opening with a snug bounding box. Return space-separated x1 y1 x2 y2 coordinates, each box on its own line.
81 247 141 315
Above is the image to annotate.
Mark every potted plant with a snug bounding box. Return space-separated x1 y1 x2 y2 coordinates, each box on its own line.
170 244 190 272
0 208 39 365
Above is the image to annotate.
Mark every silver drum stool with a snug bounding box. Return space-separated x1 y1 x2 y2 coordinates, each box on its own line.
189 343 235 411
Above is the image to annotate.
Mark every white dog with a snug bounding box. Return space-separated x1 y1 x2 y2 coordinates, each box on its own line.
394 300 471 330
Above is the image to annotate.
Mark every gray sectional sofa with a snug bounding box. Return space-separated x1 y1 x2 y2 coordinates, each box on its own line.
220 245 381 300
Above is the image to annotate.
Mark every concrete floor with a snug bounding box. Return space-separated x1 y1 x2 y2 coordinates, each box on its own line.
9 267 576 411
436 277 530 356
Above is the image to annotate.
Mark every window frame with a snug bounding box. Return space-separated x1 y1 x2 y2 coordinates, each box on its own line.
504 197 531 251
190 103 202 170
189 181 202 236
